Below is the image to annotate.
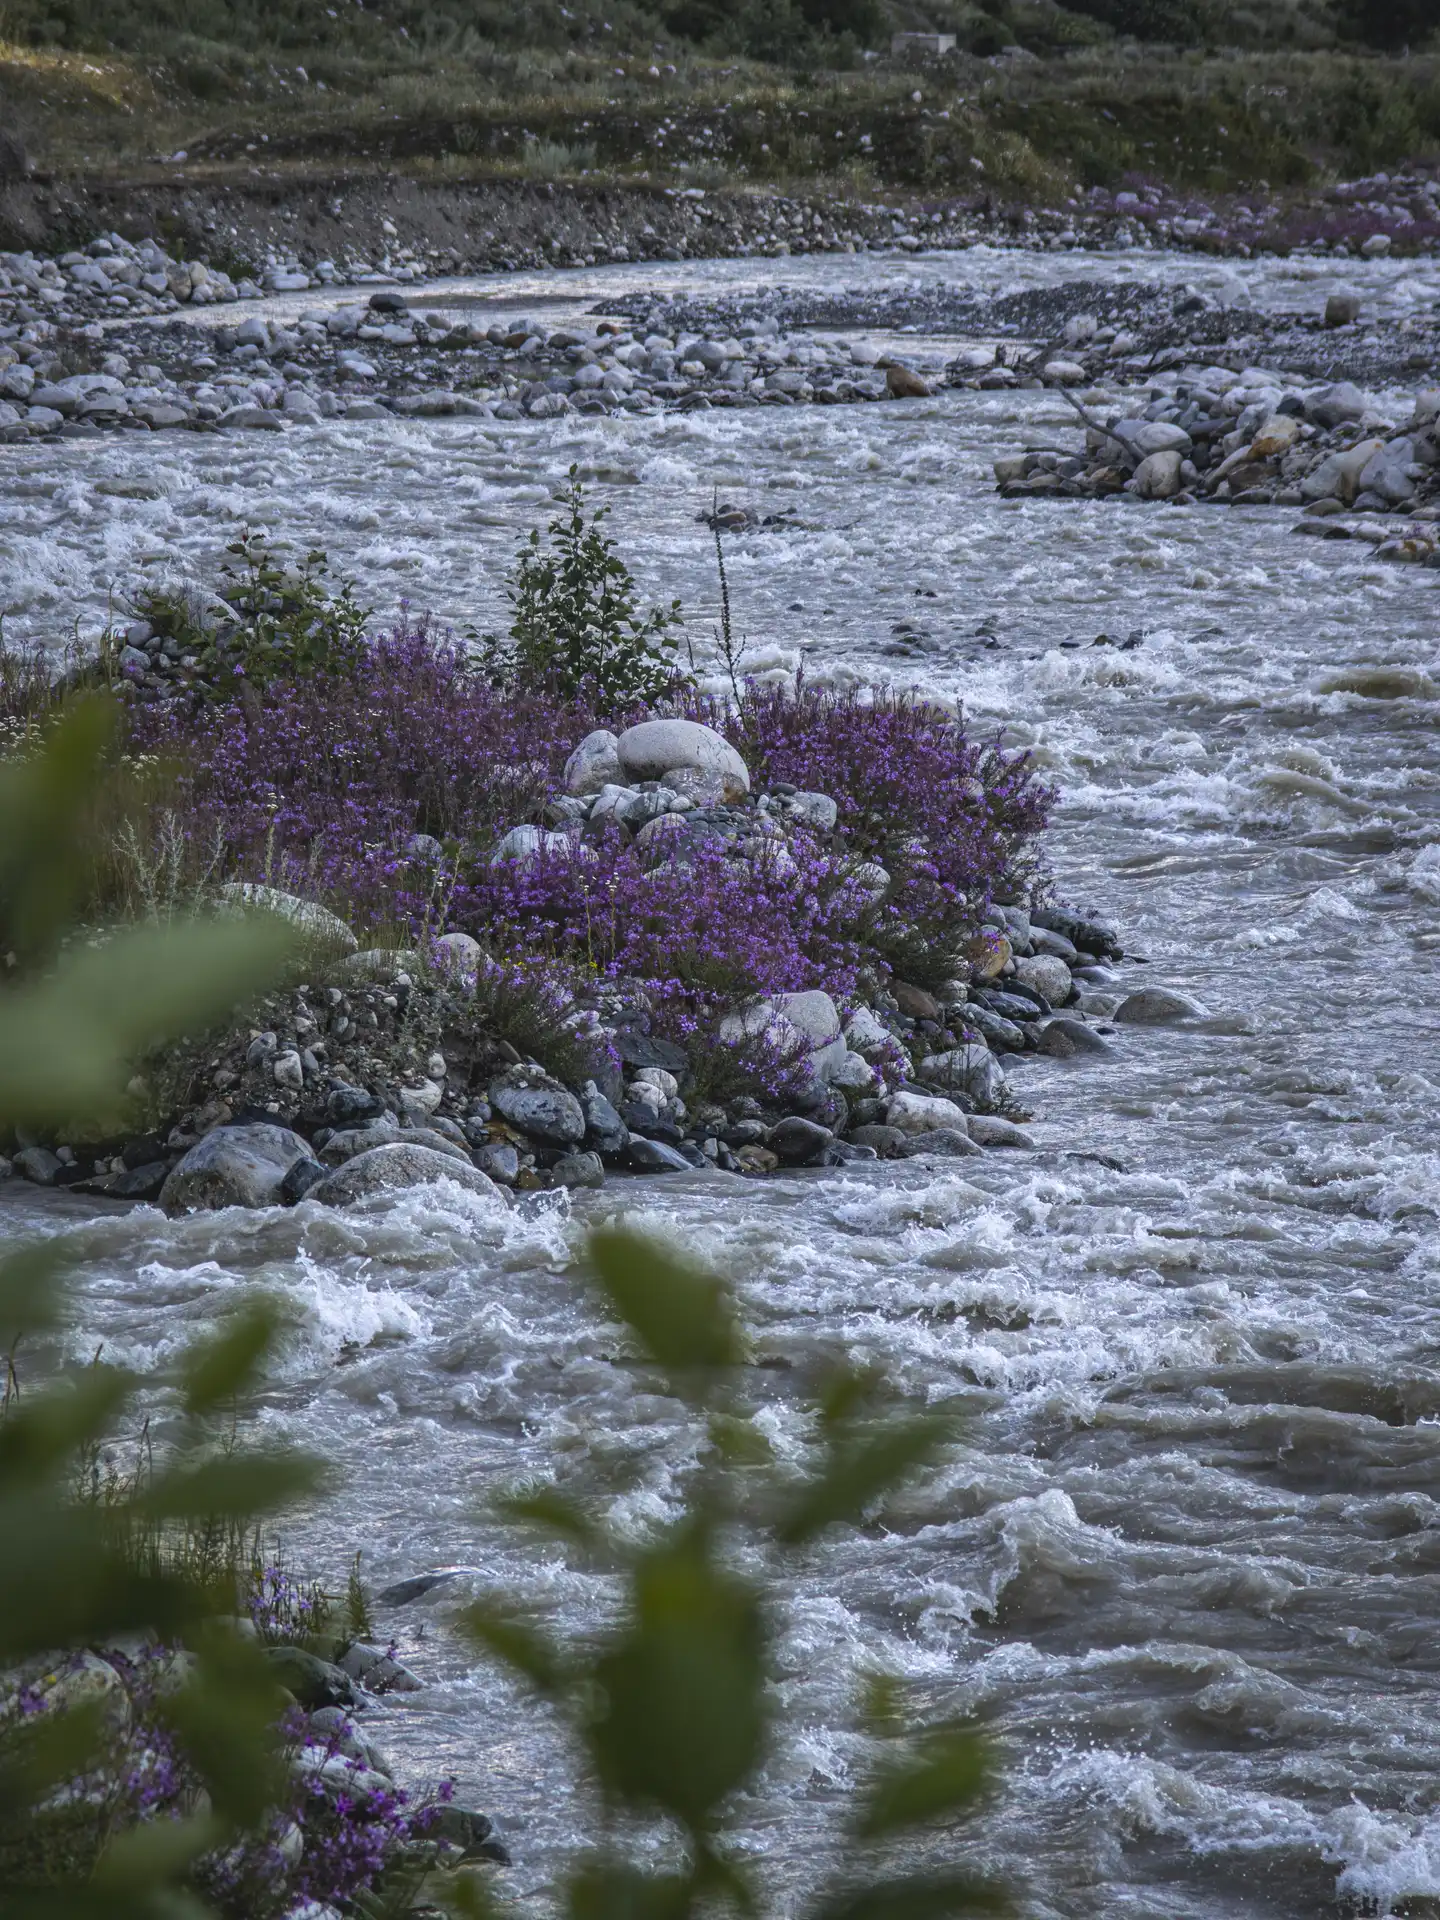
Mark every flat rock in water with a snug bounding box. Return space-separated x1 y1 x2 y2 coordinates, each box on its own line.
628 1136 691 1173
308 1143 509 1208
886 1089 970 1135
160 1123 312 1211
1114 986 1209 1024
900 1127 983 1158
966 1115 1035 1149
1038 1017 1113 1058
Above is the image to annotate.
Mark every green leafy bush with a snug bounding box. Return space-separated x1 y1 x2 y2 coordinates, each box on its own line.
486 468 685 708
131 531 370 697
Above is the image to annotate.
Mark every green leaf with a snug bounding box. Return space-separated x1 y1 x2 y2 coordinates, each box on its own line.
588 1230 740 1384
810 1873 1008 1920
498 1487 601 1547
179 1302 284 1415
0 1239 74 1346
567 1858 696 1920
0 695 116 961
854 1730 989 1838
777 1416 954 1546
0 1365 134 1482
0 915 294 1128
462 1604 567 1695
93 1811 224 1890
161 1632 289 1825
137 1452 321 1522
587 1526 766 1828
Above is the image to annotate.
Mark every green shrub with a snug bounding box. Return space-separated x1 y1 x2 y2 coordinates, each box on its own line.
486 467 685 708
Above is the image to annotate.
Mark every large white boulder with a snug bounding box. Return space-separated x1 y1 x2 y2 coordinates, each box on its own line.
1301 438 1385 505
216 883 358 955
1132 449 1184 500
160 1124 314 1212
719 990 848 1082
886 1090 971 1136
616 719 749 800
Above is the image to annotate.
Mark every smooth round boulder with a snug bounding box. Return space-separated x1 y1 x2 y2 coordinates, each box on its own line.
308 1143 509 1209
1038 1017 1113 1058
1114 986 1209 1024
1014 954 1073 1007
615 719 749 800
919 1046 1006 1106
433 931 481 973
160 1123 313 1212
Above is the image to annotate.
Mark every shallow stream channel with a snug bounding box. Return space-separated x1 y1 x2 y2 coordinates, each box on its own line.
4 246 1440 1919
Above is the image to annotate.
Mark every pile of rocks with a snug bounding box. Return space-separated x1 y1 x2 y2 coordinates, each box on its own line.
0 280 942 441
1 719 1199 1213
994 369 1440 527
4 1636 506 1902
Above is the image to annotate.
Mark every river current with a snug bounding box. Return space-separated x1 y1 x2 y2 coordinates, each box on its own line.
4 246 1440 1918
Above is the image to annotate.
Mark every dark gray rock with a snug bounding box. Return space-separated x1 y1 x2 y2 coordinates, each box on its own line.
488 1066 585 1146
553 1150 605 1190
328 1090 385 1128
279 1158 327 1204
308 1144 509 1208
337 1641 424 1693
1114 986 1207 1024
582 1087 630 1155
266 1646 356 1710
473 1142 520 1185
628 1136 691 1173
16 1146 63 1186
824 1140 878 1165
849 1124 910 1158
159 1123 312 1211
307 1706 394 1776
769 1117 833 1166
899 1127 984 1158
613 1029 689 1073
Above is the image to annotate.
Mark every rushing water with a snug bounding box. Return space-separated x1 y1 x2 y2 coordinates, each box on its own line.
4 247 1440 1918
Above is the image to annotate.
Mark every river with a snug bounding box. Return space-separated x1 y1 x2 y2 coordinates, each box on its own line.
3 245 1440 1919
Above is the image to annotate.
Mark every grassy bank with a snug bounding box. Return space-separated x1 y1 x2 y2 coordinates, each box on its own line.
2 0 1438 204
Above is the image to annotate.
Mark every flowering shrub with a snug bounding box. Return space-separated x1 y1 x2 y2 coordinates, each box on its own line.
119 625 1052 1066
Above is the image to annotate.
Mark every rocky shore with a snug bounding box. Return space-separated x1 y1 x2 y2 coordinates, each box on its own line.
992 357 1440 563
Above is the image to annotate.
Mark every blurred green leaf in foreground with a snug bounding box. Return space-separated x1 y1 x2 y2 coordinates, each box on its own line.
460 1226 1008 1920
0 697 311 1918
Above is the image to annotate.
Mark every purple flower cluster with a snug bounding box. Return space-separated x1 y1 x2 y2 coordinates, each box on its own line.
129 626 1052 1045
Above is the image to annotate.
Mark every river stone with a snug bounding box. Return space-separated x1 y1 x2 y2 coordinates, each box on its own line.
1300 438 1385 505
769 1116 833 1166
473 1142 520 1185
892 981 942 1021
337 1641 424 1693
1249 414 1303 459
616 719 750 800
564 729 622 795
265 1646 357 1709
216 883 358 954
160 1123 312 1211
1132 449 1184 500
1324 291 1362 328
16 1146 62 1185
488 1066 585 1145
553 1150 606 1190
829 1050 877 1091
1120 421 1192 457
849 1123 910 1157
1038 1017 1113 1058
628 1136 691 1173
308 1144 509 1208
582 1086 630 1154
844 1006 894 1052
900 1128 983 1159
885 363 931 398
657 764 729 807
321 1123 471 1166
922 1046 1006 1105
1307 381 1368 429
966 1115 1035 1148
1114 986 1209 1023
308 1706 395 1775
1014 955 1073 1005
886 1090 970 1135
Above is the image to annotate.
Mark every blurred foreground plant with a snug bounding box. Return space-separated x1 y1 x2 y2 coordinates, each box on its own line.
454 1227 1007 1920
0 695 318 1917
